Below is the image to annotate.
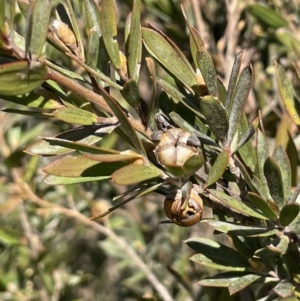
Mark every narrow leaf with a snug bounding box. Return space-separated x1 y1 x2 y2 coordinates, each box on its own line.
227 66 253 146
44 175 110 185
83 151 143 163
0 90 63 109
267 235 289 254
26 124 117 156
142 27 197 90
209 189 269 220
196 49 218 97
127 0 141 81
246 4 288 28
231 116 259 155
98 86 147 158
25 0 51 57
189 26 204 71
199 95 229 141
273 145 292 202
83 0 101 68
100 0 121 70
225 50 243 112
121 79 141 108
53 107 98 125
43 156 126 177
198 272 249 288
169 111 219 147
206 149 230 187
248 192 278 220
264 157 285 210
275 62 300 126
145 57 159 129
205 220 274 236
228 274 261 295
156 77 202 118
273 281 294 298
0 61 48 95
256 129 271 200
112 164 161 185
186 237 249 271
279 203 300 227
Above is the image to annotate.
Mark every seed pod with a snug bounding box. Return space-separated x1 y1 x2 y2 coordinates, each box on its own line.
164 187 203 227
51 20 78 53
153 128 203 178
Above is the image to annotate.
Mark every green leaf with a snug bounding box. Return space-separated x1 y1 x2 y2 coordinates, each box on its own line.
121 79 141 108
228 274 262 295
186 237 250 271
0 0 6 33
280 203 300 227
2 108 51 117
264 157 285 210
199 95 228 141
169 111 219 148
25 0 51 57
111 164 162 185
288 181 300 204
83 151 143 163
189 26 204 69
273 145 292 202
246 4 288 28
206 149 230 187
256 129 271 200
86 23 100 70
0 61 48 95
0 226 22 246
267 235 289 254
275 62 300 126
209 189 269 220
98 86 147 158
196 49 218 97
0 90 63 109
43 175 110 185
43 155 126 177
217 77 227 104
227 66 253 146
273 281 294 298
225 50 243 112
26 124 117 156
231 116 259 156
205 220 275 236
84 0 101 69
231 236 253 259
127 0 141 81
156 77 202 118
100 0 121 70
276 28 300 52
145 57 159 129
53 107 98 125
248 192 278 220
198 272 247 288
142 27 197 91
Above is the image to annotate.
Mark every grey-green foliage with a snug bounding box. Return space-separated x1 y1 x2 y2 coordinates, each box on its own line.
0 0 300 300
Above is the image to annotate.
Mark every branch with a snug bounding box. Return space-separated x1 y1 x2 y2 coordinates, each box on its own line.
12 170 174 301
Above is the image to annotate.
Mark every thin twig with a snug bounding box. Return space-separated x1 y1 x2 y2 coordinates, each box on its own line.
191 0 210 49
12 170 175 301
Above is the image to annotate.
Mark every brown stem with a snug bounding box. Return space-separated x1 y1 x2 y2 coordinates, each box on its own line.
46 68 153 140
12 170 174 301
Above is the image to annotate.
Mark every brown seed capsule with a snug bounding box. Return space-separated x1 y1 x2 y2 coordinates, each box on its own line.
153 128 203 178
51 20 77 51
164 188 203 227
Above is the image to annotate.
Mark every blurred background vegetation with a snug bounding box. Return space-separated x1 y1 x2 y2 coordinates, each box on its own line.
1 0 300 300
